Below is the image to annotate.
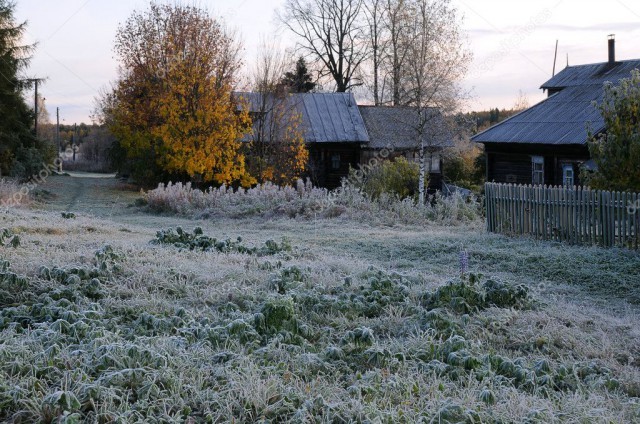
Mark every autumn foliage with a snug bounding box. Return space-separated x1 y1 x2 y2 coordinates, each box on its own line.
585 69 640 191
245 93 309 186
98 3 254 186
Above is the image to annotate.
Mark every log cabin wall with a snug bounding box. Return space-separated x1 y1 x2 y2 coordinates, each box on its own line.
484 143 590 186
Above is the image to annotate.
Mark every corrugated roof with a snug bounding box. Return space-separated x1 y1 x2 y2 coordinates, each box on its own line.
541 59 640 89
473 58 640 145
359 106 453 150
237 92 369 144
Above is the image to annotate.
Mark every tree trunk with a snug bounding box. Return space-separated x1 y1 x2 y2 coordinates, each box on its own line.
418 139 425 205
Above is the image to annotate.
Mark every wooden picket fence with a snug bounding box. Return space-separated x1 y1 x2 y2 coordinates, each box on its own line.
485 183 640 249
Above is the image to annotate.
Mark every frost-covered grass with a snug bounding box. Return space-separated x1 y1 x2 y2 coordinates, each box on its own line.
0 202 639 422
0 178 30 210
144 181 483 226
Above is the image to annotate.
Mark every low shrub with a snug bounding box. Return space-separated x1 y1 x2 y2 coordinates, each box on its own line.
144 180 483 225
347 157 422 200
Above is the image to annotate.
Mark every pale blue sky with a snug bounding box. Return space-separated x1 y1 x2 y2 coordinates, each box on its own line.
15 0 640 124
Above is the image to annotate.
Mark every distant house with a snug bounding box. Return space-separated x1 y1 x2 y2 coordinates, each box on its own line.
358 106 452 191
472 36 640 187
239 92 452 190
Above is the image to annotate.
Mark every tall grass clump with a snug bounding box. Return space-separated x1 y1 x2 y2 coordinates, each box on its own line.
144 179 483 225
0 178 29 209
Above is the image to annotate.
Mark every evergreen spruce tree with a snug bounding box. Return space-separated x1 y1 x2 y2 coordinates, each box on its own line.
280 57 316 93
0 0 52 177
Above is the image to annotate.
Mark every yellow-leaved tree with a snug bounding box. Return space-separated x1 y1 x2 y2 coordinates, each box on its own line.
95 3 254 186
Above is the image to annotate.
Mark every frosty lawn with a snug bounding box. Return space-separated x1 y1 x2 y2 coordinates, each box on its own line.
0 176 639 422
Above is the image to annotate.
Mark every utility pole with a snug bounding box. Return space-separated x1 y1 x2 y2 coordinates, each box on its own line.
34 80 38 136
73 123 77 161
25 78 43 136
56 107 62 172
56 107 60 154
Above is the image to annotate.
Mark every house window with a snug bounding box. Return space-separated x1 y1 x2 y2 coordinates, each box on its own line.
331 154 341 170
430 154 441 173
563 164 574 187
531 156 544 185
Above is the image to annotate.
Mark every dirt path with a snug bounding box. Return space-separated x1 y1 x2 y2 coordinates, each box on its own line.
37 173 142 219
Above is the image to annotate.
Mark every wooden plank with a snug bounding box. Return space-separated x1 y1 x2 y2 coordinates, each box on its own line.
519 184 525 235
620 191 626 247
591 191 598 245
511 184 517 235
606 191 612 247
545 184 555 240
584 187 589 245
604 190 609 247
632 193 640 250
590 188 596 246
631 193 640 250
485 183 491 232
571 186 582 244
587 188 592 245
577 186 583 244
551 187 562 241
532 185 538 239
611 192 617 247
623 192 629 247
616 191 621 247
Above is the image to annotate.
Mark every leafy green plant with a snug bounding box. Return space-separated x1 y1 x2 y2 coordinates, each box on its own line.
153 227 292 256
0 228 20 248
422 273 530 313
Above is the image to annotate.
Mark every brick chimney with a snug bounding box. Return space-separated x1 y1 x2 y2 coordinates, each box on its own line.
608 34 616 64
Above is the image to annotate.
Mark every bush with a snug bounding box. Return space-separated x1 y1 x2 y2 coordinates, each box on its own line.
347 157 422 200
442 139 485 192
9 142 57 179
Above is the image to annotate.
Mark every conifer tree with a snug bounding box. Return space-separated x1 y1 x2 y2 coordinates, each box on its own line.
280 57 316 93
0 0 53 177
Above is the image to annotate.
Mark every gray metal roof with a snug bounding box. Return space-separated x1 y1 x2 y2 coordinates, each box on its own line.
473 59 640 145
359 106 453 150
237 92 369 144
541 59 640 89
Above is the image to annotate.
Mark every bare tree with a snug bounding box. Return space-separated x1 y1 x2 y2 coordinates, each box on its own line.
35 94 55 143
512 90 530 111
363 0 387 104
401 0 471 204
279 0 368 92
246 40 309 185
383 0 415 106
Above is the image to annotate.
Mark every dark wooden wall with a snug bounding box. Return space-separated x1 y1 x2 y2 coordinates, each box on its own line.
484 143 590 186
308 143 361 189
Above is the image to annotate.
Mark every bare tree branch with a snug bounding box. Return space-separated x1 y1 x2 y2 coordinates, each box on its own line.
279 0 368 92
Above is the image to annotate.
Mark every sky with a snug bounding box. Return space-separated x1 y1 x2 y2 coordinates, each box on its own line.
14 0 640 124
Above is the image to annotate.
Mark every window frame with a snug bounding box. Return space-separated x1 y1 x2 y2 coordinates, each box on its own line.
331 154 341 170
562 164 575 187
531 156 544 186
